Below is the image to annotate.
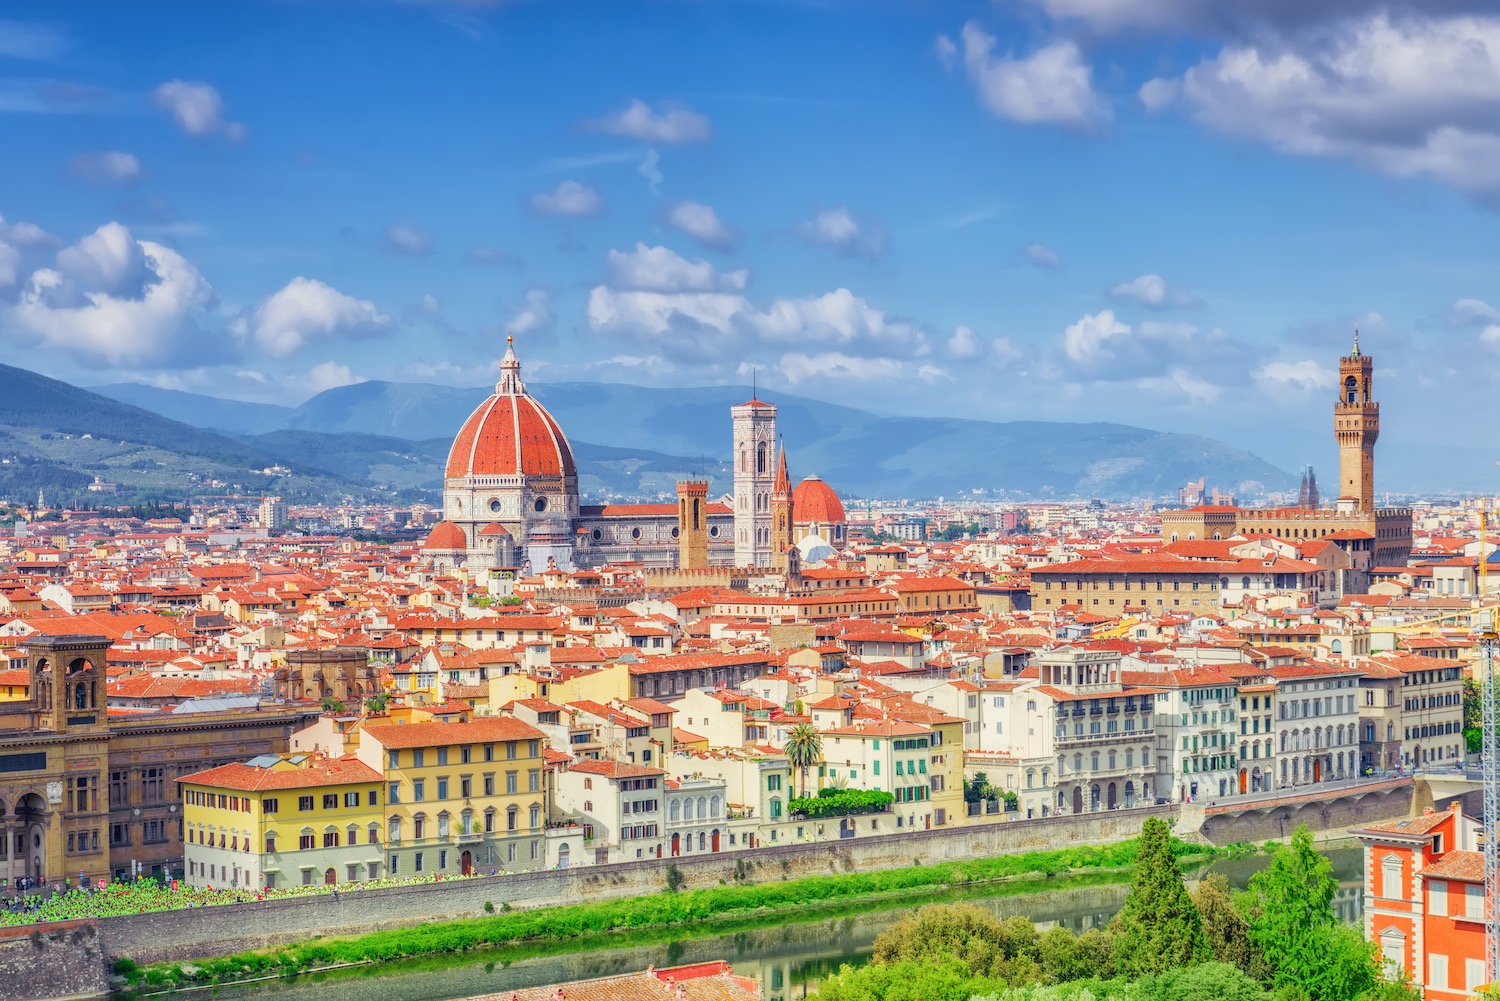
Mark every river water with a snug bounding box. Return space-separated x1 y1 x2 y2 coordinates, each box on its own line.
200 847 1363 1001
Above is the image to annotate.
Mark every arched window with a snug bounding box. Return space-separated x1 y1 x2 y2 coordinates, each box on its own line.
709 795 720 817
437 813 450 838
670 800 681 822
697 796 707 820
529 804 540 829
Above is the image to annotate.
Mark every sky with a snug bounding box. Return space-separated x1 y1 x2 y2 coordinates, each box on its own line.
0 0 1497 485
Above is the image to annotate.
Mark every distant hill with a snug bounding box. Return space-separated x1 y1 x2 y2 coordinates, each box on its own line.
0 364 356 503
31 363 1295 501
91 383 292 435
267 380 1290 499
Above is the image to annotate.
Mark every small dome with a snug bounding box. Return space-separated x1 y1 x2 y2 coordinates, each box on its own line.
422 521 467 551
445 341 577 480
477 522 512 537
797 532 837 565
792 475 845 525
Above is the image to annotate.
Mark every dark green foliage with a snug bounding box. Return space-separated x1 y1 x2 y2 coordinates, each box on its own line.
871 904 1041 981
1141 962 1271 1001
788 789 894 818
1192 873 1269 981
1111 816 1205 976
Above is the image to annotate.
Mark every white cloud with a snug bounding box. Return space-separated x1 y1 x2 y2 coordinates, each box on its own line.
777 352 907 385
934 34 958 71
1135 367 1221 403
1023 242 1063 268
300 361 366 396
1452 298 1500 325
529 180 604 216
947 325 984 360
385 224 433 256
232 277 389 358
607 243 747 293
585 99 711 144
508 287 553 335
795 207 887 259
0 243 16 288
958 21 1108 130
1140 12 1500 200
152 80 245 140
67 150 141 185
0 213 56 249
4 223 217 367
638 148 663 194
1062 310 1132 364
1107 273 1198 309
1254 359 1337 390
663 200 736 250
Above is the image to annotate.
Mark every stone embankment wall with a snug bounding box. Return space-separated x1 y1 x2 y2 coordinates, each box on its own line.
101 806 1167 966
16 781 1417 997
0 920 111 1001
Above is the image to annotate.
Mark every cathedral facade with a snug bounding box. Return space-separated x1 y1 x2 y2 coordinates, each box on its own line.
423 340 844 573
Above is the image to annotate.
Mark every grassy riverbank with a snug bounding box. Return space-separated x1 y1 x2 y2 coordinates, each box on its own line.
122 837 1247 993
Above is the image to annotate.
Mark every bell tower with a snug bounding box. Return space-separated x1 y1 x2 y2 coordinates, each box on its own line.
676 479 709 570
731 392 777 568
1334 331 1378 511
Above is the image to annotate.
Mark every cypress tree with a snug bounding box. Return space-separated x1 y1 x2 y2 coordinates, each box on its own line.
1111 816 1205 976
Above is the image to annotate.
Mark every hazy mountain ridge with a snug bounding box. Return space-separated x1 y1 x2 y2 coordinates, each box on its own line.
90 377 1292 499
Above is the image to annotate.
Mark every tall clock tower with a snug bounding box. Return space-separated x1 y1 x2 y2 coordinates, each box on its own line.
1334 333 1379 511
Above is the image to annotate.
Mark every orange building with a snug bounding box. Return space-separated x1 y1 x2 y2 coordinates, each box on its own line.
1353 803 1487 1001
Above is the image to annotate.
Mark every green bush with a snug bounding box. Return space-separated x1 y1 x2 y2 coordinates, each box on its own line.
789 789 895 818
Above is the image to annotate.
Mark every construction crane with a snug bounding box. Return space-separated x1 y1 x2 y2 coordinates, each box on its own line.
1479 501 1499 983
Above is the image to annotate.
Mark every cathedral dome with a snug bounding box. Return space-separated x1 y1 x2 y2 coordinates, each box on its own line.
423 520 467 551
444 339 577 480
792 475 845 525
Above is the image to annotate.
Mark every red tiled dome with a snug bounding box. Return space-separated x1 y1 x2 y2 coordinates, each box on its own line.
477 522 512 537
422 521 467 550
445 341 577 480
792 475 845 525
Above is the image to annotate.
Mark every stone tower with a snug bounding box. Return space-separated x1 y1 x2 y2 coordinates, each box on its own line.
731 395 777 567
1334 333 1379 511
29 634 109 734
770 443 794 573
676 479 709 570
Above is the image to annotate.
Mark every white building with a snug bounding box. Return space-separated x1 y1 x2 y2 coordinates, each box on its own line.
553 758 666 864
1126 665 1242 803
1270 663 1363 787
664 776 728 856
731 396 777 567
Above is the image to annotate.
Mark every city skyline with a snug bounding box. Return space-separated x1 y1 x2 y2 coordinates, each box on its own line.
0 1 1497 475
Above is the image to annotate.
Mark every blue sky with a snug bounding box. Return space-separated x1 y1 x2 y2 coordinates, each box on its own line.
1 0 1498 484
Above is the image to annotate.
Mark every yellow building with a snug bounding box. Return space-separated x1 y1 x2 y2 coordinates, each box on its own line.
179 753 384 889
355 717 551 876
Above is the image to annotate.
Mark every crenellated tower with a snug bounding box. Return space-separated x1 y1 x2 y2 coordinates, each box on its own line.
1334 331 1379 511
676 479 709 569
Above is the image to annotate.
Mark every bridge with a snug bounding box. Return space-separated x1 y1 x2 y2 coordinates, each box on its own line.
1185 775 1415 845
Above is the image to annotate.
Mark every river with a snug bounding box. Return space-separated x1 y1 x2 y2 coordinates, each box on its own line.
195 847 1363 1001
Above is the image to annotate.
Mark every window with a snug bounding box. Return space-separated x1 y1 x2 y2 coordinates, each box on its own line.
263 798 279 814
461 777 472 798
388 750 401 768
437 778 449 800
299 795 314 811
388 782 401 805
506 772 517 795
413 749 425 767
484 775 495 796
1381 855 1402 899
437 748 449 765
299 832 315 850
413 779 425 802
507 742 518 760
323 831 339 848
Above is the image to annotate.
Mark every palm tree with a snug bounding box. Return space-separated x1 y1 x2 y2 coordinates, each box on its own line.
784 723 823 799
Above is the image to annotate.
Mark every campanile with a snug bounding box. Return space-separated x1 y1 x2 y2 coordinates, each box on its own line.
1334 333 1379 511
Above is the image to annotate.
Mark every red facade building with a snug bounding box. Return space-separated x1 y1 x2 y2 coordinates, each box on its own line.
1353 803 1488 1001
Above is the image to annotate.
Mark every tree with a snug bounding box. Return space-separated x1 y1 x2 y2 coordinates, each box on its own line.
966 772 990 804
1111 816 1205 977
1142 962 1270 1001
872 904 1040 981
320 696 345 713
785 723 823 798
1242 823 1374 1001
364 690 391 714
1192 873 1268 981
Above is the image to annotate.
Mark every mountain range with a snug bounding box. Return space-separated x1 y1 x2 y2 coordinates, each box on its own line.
79 377 1289 502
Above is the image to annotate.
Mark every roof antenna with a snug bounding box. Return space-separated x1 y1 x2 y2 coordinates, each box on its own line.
752 366 757 402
